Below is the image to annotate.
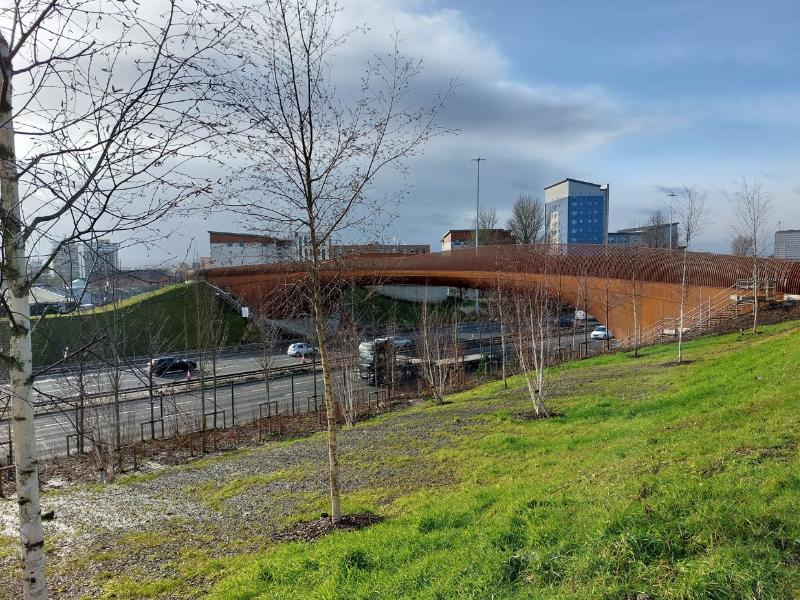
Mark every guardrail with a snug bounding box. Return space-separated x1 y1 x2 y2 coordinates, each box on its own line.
0 360 327 419
618 285 738 348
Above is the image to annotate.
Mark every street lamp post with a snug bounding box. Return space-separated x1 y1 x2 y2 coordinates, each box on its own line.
667 192 677 250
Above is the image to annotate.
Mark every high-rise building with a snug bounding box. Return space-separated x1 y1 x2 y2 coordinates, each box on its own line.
84 239 120 279
50 241 83 290
775 229 800 260
544 178 609 245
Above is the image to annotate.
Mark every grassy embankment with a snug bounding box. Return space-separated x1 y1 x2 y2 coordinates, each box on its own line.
29 284 438 367
207 321 800 599
31 283 248 367
347 286 472 329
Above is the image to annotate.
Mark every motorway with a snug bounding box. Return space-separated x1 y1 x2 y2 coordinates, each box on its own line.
15 367 332 460
29 350 304 401
0 322 607 460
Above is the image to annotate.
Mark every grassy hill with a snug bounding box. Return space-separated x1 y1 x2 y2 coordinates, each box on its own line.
3 320 798 598
207 322 800 599
31 283 248 367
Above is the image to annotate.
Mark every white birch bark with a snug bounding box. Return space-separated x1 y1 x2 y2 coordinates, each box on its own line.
0 35 47 599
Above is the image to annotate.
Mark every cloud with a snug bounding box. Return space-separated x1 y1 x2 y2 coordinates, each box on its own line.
274 0 655 249
328 0 647 162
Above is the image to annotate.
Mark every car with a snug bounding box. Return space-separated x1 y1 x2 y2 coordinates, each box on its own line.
390 335 414 350
149 357 197 377
590 325 613 340
287 342 317 357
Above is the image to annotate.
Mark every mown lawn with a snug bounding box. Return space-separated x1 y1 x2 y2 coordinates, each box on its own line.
206 322 800 599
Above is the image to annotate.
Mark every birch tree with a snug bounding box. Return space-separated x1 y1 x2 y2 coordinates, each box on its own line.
510 286 550 417
216 0 450 523
732 178 772 333
0 3 235 595
671 185 707 363
626 244 642 356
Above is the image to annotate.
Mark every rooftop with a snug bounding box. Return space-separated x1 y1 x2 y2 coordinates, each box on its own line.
209 231 292 245
544 177 604 190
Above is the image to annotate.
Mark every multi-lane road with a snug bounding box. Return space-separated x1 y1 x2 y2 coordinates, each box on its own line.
0 322 608 459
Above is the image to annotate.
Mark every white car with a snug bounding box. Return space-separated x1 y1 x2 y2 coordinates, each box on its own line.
287 342 316 357
590 325 613 340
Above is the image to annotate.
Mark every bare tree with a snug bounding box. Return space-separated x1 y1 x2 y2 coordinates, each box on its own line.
507 194 544 244
253 314 282 417
417 295 460 404
489 278 509 389
730 234 754 257
142 307 176 442
216 0 449 523
476 206 498 231
671 185 707 363
641 208 671 248
732 178 772 333
0 5 237 592
193 283 231 451
470 206 504 245
330 315 365 427
625 245 642 356
509 286 549 417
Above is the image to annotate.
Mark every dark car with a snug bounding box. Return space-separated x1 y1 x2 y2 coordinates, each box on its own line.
149 357 197 377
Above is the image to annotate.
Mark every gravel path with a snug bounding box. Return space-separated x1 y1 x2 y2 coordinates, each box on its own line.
0 394 512 599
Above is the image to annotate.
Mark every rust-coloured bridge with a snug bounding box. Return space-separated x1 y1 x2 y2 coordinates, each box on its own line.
200 244 800 343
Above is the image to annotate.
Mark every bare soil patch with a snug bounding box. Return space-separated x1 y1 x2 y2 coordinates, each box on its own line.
273 512 384 543
514 410 564 421
662 359 696 367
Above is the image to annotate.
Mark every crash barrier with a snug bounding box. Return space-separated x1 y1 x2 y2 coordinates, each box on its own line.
0 330 616 472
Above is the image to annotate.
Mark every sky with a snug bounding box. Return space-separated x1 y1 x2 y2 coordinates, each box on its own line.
76 0 800 264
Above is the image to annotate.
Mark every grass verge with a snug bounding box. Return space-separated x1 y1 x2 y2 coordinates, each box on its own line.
207 322 800 599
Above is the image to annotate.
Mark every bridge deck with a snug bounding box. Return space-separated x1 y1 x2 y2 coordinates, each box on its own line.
200 244 800 341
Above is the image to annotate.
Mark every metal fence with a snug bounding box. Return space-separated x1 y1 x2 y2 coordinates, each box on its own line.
0 329 615 491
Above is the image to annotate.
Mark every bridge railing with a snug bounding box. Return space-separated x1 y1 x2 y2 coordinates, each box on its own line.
618 284 738 349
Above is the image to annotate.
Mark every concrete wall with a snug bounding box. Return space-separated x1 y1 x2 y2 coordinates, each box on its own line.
372 284 449 303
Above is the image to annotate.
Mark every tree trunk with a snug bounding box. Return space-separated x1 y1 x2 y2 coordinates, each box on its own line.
498 289 507 389
212 350 218 429
113 368 122 475
752 259 758 334
632 287 639 357
0 37 48 598
200 356 207 453
678 248 688 363
309 266 341 523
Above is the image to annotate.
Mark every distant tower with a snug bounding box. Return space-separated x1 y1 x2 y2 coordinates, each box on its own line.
544 178 609 244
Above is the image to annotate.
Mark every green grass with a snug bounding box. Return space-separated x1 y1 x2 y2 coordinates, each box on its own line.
205 322 800 599
0 534 15 561
186 472 288 511
347 287 473 328
30 282 247 367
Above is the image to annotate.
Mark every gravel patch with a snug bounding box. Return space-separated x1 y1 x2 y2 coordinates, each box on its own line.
0 392 517 599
